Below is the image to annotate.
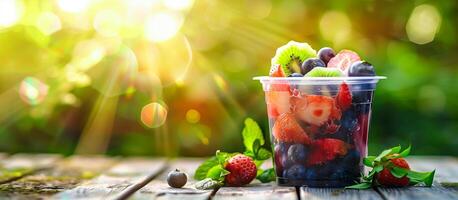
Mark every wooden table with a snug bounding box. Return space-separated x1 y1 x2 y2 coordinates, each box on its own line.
0 154 457 199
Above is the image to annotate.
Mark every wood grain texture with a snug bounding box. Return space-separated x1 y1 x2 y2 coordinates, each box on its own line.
301 187 382 200
0 154 61 184
377 185 458 200
214 183 297 200
0 155 117 199
54 157 166 200
131 158 213 200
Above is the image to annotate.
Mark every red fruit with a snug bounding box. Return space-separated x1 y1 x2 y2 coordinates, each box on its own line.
269 64 290 91
273 113 311 144
307 138 348 165
266 91 291 118
327 50 361 72
336 82 352 111
295 95 337 126
376 157 411 187
225 154 257 186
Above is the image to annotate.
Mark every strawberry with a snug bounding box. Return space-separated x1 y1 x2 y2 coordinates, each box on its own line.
273 113 311 144
295 95 338 126
336 82 352 111
307 138 348 165
224 154 257 186
269 64 291 92
376 157 411 187
327 50 361 72
265 91 291 118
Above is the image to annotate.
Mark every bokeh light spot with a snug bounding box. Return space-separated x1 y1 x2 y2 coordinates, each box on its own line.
406 4 441 45
141 102 168 128
36 12 62 35
320 11 352 45
163 0 194 11
145 12 183 42
94 10 122 37
186 109 200 123
0 0 23 28
58 0 90 13
19 77 49 106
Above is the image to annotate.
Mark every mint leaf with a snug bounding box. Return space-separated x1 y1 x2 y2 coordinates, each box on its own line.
256 148 272 160
398 145 411 158
363 156 376 167
195 178 224 190
256 168 276 183
207 165 230 181
375 145 401 162
346 182 372 189
407 169 435 186
242 118 264 152
194 156 219 180
253 139 261 155
216 150 235 165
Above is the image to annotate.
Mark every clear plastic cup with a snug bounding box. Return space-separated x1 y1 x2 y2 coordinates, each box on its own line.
254 76 386 187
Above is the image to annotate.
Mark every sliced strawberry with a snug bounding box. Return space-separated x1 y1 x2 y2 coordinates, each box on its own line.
269 64 291 91
307 138 349 166
336 82 352 111
266 91 291 118
273 113 311 144
327 50 361 72
295 95 335 126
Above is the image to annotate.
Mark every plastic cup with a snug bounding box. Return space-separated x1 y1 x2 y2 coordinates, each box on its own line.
254 76 386 187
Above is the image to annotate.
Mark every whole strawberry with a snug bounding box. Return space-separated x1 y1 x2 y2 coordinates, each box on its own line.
376 157 410 187
224 154 257 186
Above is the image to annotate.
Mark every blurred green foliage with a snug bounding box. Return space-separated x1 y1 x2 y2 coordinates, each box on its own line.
0 0 457 156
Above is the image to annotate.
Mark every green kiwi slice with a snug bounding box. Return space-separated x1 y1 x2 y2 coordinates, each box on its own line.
271 41 316 76
305 67 343 77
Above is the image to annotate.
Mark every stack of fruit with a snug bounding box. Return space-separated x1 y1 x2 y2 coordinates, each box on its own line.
267 41 377 187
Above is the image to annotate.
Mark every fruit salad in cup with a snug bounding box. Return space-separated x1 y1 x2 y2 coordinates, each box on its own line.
254 41 385 187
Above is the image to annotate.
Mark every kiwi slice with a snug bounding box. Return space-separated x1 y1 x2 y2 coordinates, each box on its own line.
305 67 343 77
271 41 316 76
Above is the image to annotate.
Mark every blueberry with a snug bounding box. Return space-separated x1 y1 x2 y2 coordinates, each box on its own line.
342 150 362 177
304 167 319 179
283 164 307 180
341 110 359 133
317 47 336 65
275 142 293 175
348 61 376 76
301 58 326 74
167 169 187 188
288 73 303 77
330 168 346 179
287 144 308 164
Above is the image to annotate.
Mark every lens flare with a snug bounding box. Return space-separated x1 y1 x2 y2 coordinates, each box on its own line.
406 4 441 45
36 12 62 35
320 11 352 45
0 0 23 28
71 39 106 71
93 10 122 37
58 0 90 13
141 102 168 128
88 46 138 97
186 109 200 123
19 77 49 106
145 12 183 42
163 0 194 11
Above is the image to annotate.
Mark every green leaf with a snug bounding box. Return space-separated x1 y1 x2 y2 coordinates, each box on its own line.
253 139 261 155
406 169 435 187
398 145 411 158
194 156 219 180
390 166 409 178
345 182 372 189
374 164 384 173
375 145 401 162
363 156 376 167
254 160 265 167
256 148 272 160
216 150 235 165
256 168 276 183
242 118 264 152
206 165 230 181
195 178 224 190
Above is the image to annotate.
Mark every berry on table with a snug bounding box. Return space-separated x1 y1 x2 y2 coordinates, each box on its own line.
376 157 411 187
167 169 188 188
225 154 257 186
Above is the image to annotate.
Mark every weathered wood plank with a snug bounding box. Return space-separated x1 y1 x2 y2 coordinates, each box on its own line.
377 186 458 200
54 157 166 200
301 187 382 200
214 183 297 200
0 154 61 184
0 155 117 199
131 158 213 200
